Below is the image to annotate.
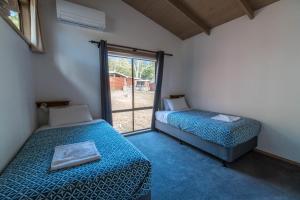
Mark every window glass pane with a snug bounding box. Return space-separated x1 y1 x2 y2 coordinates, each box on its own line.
7 10 20 29
1 0 21 30
108 55 156 134
112 111 133 133
134 109 153 131
109 56 133 111
133 59 156 108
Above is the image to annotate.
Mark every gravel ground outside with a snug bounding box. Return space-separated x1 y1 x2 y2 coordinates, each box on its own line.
111 89 154 133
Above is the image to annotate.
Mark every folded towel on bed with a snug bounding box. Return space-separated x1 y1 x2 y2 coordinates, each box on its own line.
51 141 100 171
211 114 240 122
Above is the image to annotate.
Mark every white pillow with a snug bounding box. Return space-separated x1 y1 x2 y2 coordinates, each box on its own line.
49 105 93 127
166 97 189 111
163 98 171 111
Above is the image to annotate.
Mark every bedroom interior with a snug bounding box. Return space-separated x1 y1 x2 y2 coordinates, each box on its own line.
0 0 299 199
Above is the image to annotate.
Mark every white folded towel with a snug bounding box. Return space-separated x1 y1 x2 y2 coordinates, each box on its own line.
211 114 240 122
51 141 100 171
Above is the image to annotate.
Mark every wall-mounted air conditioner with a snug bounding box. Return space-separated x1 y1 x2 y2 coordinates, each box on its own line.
56 0 105 30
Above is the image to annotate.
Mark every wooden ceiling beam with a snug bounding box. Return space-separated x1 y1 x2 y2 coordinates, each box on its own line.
167 0 210 35
236 0 255 19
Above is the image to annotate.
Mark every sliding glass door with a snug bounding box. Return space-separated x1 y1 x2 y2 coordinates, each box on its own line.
108 55 156 134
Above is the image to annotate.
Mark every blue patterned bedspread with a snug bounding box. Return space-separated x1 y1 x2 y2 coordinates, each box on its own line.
167 110 261 147
0 120 151 200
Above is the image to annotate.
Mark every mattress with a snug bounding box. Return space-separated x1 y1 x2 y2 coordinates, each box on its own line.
0 120 151 200
156 109 261 147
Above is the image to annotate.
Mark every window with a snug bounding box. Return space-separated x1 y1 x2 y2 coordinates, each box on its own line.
7 10 20 29
0 0 44 52
108 55 156 134
0 0 20 29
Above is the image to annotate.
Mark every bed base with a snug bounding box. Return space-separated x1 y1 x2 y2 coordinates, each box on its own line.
155 120 257 164
138 192 151 200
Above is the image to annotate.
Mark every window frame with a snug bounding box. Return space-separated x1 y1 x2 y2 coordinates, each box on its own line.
108 54 157 134
0 0 44 53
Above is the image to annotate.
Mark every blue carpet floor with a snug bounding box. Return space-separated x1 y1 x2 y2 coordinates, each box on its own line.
128 131 300 200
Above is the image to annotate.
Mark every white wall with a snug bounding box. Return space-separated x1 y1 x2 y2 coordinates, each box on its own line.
34 0 185 119
183 0 300 163
0 18 36 171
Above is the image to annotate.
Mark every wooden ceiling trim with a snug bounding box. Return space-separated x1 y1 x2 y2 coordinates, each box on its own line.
123 0 279 40
122 0 203 40
236 0 255 19
167 0 210 35
248 0 279 10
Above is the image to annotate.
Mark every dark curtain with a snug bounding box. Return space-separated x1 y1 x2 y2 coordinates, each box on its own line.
99 40 113 124
151 51 165 130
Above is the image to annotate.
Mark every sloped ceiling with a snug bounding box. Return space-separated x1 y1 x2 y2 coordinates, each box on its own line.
122 0 279 40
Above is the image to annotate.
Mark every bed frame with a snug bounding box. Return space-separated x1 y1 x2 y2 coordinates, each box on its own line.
155 120 257 166
139 193 151 200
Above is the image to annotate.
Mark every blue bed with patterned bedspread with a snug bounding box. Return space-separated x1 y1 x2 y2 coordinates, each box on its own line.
0 120 151 200
167 110 261 147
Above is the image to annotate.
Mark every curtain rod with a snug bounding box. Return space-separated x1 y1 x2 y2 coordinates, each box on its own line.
89 40 173 56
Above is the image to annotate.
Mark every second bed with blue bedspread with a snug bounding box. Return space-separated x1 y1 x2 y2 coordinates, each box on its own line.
167 110 261 147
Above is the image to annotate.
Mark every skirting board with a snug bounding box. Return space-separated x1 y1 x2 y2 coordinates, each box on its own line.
254 149 300 167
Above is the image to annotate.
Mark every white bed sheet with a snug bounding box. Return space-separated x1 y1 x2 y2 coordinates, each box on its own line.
35 119 104 133
155 111 175 124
